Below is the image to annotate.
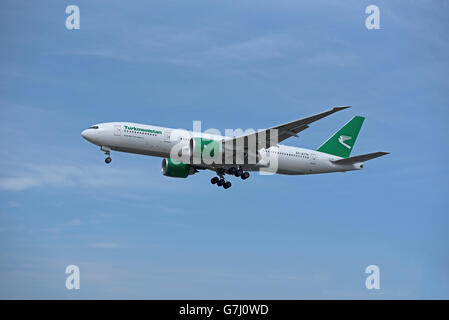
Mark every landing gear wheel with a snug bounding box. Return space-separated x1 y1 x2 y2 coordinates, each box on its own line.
105 156 112 164
241 172 250 180
223 181 232 189
217 179 225 187
235 168 243 177
228 167 236 175
211 177 219 184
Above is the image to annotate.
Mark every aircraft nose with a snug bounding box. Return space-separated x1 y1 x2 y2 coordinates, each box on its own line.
81 129 96 143
81 129 89 140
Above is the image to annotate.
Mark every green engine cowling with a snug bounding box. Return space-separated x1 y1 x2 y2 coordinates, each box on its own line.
190 137 222 162
161 158 193 178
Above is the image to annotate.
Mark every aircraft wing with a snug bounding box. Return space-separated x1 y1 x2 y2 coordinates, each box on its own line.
229 106 350 150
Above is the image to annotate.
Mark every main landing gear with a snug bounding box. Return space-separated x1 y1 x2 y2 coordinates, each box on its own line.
227 167 250 180
210 167 250 189
211 176 232 189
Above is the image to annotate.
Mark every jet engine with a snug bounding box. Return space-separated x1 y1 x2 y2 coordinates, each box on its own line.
161 158 196 178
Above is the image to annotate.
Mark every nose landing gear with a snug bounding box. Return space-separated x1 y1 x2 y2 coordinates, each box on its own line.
101 146 112 164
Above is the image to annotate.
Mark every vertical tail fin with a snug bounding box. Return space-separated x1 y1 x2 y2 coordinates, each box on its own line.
317 116 365 158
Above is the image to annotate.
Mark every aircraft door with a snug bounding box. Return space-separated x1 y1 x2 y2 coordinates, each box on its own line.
114 125 121 136
310 153 317 165
164 131 171 143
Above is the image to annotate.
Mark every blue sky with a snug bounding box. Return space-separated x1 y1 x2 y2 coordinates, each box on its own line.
0 0 448 299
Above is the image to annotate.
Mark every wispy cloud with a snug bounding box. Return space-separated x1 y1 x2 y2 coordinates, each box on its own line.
0 177 39 191
66 219 82 227
54 26 365 74
55 31 302 71
305 52 360 67
177 34 302 66
7 201 20 207
0 163 159 191
41 219 83 234
0 165 81 191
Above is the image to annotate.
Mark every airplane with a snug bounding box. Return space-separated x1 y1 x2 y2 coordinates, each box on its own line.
81 106 388 189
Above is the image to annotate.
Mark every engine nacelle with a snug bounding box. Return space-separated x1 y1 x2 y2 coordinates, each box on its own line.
189 137 223 164
161 158 195 178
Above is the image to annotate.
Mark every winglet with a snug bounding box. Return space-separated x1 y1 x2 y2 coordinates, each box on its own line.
333 105 351 111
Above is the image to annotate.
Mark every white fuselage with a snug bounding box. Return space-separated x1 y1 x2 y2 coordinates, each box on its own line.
81 122 362 175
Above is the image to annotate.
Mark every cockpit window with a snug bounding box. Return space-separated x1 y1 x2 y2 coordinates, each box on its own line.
89 126 99 129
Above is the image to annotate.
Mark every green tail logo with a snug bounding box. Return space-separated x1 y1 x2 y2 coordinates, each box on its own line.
338 135 352 149
317 116 365 158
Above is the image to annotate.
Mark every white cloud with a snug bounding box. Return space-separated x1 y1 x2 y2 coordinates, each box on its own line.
0 163 160 191
201 35 301 63
55 31 302 71
0 177 39 191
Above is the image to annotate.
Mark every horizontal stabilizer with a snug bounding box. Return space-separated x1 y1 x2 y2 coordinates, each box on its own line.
331 152 389 165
